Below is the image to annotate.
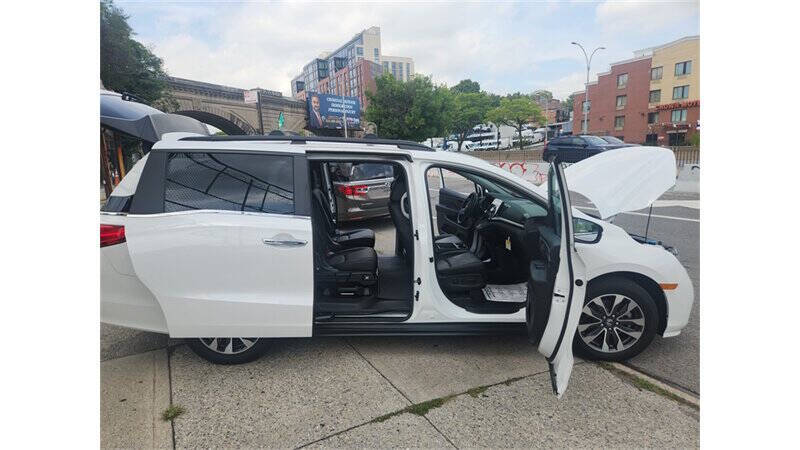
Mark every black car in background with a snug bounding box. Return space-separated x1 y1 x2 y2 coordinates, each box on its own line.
542 135 626 163
598 136 637 147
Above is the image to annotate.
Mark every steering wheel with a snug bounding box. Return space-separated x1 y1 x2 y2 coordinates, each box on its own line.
457 192 479 225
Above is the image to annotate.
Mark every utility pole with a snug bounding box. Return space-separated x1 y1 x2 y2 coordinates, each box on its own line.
256 90 264 135
342 92 348 138
571 42 605 134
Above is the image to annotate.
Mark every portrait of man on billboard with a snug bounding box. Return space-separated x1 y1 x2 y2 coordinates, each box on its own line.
308 93 324 129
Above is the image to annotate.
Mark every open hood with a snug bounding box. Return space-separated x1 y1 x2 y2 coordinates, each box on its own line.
536 146 677 219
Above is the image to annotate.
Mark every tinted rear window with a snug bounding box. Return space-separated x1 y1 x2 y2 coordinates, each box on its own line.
582 136 608 146
164 152 294 214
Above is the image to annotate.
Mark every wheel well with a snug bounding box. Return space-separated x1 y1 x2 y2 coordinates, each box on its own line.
588 272 668 335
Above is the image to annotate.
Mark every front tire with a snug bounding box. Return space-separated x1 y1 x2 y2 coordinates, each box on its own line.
573 277 658 361
187 337 269 364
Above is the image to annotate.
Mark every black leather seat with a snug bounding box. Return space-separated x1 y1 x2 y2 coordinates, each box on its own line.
436 251 486 292
389 172 414 264
312 189 375 249
311 188 378 297
326 247 378 272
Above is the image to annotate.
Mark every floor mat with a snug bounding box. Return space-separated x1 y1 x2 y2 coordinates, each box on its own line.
482 282 527 303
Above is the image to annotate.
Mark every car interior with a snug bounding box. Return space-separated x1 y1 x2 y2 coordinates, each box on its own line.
425 167 554 314
310 158 559 321
310 160 414 321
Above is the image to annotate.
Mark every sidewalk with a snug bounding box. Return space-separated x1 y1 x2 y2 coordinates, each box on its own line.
101 327 699 448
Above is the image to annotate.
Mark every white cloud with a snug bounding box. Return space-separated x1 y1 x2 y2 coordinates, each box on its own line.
595 0 699 34
124 1 698 100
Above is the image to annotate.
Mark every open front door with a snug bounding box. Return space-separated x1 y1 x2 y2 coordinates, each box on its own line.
526 161 586 397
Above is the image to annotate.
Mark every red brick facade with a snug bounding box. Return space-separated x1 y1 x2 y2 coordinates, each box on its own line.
573 57 652 143
315 59 381 110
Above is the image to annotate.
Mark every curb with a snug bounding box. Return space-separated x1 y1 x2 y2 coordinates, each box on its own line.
607 362 699 408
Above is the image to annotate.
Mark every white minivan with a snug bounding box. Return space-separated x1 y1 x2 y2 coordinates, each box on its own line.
101 134 693 397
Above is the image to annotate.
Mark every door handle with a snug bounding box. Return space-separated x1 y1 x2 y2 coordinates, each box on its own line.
263 238 307 247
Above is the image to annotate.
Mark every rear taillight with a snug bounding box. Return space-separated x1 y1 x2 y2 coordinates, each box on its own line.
337 184 368 197
100 224 126 247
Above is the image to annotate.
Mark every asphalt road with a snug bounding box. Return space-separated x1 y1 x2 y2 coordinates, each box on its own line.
573 191 699 394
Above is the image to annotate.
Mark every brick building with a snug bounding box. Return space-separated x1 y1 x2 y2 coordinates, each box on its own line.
293 59 383 112
572 36 699 145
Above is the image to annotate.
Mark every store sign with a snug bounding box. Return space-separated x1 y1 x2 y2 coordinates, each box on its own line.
243 90 259 104
654 99 699 111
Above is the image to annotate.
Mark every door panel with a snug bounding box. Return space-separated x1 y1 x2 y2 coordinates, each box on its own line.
436 187 468 236
126 211 314 338
526 162 586 397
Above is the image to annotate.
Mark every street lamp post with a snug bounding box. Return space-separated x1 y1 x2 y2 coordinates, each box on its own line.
571 42 605 134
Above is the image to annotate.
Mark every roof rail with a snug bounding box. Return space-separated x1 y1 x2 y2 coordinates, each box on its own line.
178 134 435 151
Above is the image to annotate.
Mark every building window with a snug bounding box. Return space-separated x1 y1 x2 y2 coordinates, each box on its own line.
356 46 363 56
399 63 403 80
391 61 396 78
671 108 688 123
616 95 627 109
675 60 692 76
649 90 661 103
651 66 663 80
382 61 389 73
668 132 686 146
406 63 411 78
617 73 628 88
581 119 589 129
647 112 659 124
672 85 690 100
645 133 658 145
373 48 379 62
614 116 625 129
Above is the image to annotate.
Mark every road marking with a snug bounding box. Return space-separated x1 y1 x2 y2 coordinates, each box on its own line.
651 199 700 209
577 207 699 223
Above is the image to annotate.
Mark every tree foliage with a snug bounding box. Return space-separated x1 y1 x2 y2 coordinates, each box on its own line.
486 98 545 150
564 93 575 113
100 0 177 110
449 92 492 151
365 74 453 142
451 79 481 94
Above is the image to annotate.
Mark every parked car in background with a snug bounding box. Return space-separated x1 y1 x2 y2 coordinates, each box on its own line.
598 136 637 147
542 135 626 163
329 162 395 222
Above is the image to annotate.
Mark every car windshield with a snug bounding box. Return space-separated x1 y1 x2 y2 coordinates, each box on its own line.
602 136 624 144
582 136 609 146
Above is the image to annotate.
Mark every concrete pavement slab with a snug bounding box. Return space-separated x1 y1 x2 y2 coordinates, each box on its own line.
347 334 549 404
306 413 453 449
101 349 172 449
425 363 699 448
169 338 410 448
101 323 170 361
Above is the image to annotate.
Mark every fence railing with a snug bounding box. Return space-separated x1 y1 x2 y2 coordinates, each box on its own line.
671 146 699 167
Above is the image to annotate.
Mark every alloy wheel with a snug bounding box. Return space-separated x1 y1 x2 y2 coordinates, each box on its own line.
578 294 645 353
199 337 259 355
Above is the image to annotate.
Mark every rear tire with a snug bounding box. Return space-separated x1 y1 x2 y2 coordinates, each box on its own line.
187 337 269 364
573 277 658 362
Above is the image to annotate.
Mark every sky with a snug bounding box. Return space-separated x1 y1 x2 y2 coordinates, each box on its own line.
120 0 699 100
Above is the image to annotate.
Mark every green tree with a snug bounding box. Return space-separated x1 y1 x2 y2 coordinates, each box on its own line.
365 74 453 142
101 0 177 110
486 97 545 150
451 79 481 94
564 93 575 113
449 92 492 151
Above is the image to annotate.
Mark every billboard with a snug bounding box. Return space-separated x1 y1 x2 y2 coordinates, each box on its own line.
306 92 361 129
